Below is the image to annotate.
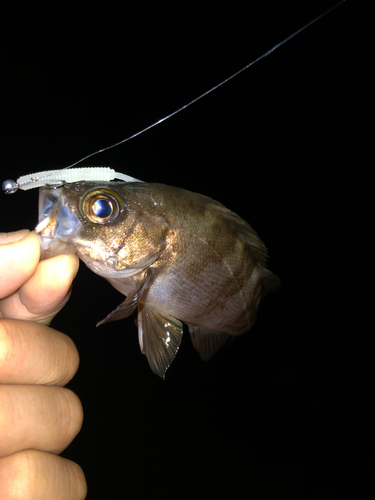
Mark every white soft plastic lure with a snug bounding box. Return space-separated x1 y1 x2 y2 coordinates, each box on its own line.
2 168 143 194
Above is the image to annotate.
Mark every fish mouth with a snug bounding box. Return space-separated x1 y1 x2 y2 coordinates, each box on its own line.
35 186 80 260
35 229 73 260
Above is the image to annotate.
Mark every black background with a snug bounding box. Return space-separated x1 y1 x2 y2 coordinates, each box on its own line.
1 2 368 498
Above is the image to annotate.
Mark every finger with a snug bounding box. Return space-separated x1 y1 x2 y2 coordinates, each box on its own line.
0 450 87 500
0 385 83 457
0 320 79 386
0 231 40 299
0 253 79 324
0 229 31 244
20 254 79 324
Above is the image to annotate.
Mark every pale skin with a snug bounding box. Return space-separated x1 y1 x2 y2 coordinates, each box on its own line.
0 230 87 500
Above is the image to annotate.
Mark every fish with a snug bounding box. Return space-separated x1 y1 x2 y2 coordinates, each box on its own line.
35 180 280 378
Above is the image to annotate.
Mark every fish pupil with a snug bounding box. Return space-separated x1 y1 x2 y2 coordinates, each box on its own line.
93 198 113 218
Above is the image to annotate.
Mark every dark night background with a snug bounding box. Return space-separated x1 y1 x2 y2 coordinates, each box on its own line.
1 1 370 499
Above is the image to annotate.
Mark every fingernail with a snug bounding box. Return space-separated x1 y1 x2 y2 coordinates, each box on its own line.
0 229 31 245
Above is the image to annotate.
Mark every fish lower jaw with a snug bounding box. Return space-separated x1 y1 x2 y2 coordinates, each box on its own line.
82 257 144 279
37 234 76 260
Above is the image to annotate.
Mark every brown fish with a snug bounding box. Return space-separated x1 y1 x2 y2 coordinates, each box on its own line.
36 181 280 377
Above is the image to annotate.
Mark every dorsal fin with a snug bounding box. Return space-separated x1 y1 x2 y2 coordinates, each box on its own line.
208 200 280 293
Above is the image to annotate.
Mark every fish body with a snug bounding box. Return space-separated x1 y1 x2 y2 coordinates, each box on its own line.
36 181 279 377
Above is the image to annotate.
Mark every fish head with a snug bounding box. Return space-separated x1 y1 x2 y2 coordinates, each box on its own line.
36 181 168 278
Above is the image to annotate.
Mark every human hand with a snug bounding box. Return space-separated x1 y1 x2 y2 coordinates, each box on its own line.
0 230 87 499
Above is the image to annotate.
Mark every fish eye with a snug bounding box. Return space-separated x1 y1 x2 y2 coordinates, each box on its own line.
82 189 121 224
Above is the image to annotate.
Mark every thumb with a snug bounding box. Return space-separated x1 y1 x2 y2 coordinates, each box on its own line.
0 231 79 325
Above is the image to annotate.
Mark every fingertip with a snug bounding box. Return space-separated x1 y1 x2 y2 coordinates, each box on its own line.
0 319 81 385
0 231 41 299
17 231 41 263
0 229 31 245
0 450 87 500
42 253 80 286
17 254 80 322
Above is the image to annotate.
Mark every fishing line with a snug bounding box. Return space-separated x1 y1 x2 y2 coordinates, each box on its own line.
2 0 346 194
63 0 346 170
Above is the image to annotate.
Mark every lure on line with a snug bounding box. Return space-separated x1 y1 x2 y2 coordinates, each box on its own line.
2 0 346 196
2 168 143 194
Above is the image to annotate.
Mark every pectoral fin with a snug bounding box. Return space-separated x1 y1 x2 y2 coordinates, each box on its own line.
96 272 151 326
138 305 183 378
189 326 230 361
